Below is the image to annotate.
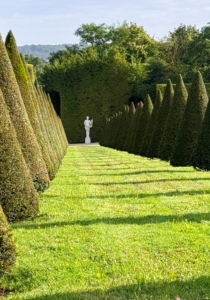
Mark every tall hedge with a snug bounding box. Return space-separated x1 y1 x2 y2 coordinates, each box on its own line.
128 102 143 154
0 205 16 275
141 89 163 157
43 47 133 143
132 95 153 154
0 88 39 222
171 72 209 166
147 79 174 158
0 34 49 192
158 75 188 161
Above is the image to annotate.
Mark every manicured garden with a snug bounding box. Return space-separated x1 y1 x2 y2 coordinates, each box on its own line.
2 145 210 300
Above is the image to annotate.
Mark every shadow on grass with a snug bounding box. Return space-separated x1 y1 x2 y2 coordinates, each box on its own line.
67 177 210 185
59 169 195 177
23 276 210 300
12 212 210 230
40 189 210 201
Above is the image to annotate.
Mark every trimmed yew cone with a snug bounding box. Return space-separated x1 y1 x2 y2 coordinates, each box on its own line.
0 88 39 222
0 33 49 192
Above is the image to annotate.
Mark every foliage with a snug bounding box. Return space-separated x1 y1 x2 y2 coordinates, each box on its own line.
42 46 138 143
123 102 136 151
158 75 188 161
4 31 50 192
127 102 143 153
147 80 174 158
132 94 153 154
171 72 209 166
0 88 39 222
23 54 46 81
192 94 210 170
140 89 163 157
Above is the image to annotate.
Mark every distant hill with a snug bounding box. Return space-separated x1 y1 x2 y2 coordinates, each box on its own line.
18 44 71 60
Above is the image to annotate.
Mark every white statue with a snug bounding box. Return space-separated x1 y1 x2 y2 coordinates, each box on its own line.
84 116 93 143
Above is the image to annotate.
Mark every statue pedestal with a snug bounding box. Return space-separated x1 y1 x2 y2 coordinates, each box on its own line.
85 137 91 144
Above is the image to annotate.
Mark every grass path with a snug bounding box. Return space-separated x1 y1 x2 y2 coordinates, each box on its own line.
2 145 210 299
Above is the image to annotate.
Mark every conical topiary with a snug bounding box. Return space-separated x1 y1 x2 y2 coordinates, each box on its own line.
171 71 209 166
123 102 136 152
158 75 188 161
0 33 49 192
141 89 163 157
133 95 153 154
112 112 122 149
19 53 56 179
0 205 16 275
110 112 119 149
26 66 60 174
0 88 39 222
128 102 143 154
118 105 129 151
147 79 174 158
192 96 210 170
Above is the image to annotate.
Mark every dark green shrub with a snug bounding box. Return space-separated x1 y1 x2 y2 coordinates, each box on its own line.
123 102 136 152
141 89 163 157
132 95 153 154
158 75 188 161
117 105 129 151
192 96 210 170
171 72 209 166
147 79 174 158
128 102 143 154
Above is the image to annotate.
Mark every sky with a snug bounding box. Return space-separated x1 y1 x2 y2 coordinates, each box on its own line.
0 0 210 46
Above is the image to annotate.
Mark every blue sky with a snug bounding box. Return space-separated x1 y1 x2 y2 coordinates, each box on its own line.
0 0 210 45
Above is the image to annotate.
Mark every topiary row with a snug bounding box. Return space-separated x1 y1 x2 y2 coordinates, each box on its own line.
0 31 68 276
100 71 210 171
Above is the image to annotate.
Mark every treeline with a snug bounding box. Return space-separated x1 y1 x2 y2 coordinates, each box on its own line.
0 31 68 276
40 21 210 143
100 71 210 171
18 44 71 60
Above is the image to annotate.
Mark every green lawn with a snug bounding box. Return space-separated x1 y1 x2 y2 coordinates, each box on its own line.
2 145 210 300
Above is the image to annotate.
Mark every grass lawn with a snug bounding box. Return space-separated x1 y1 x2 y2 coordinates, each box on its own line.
2 145 210 300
